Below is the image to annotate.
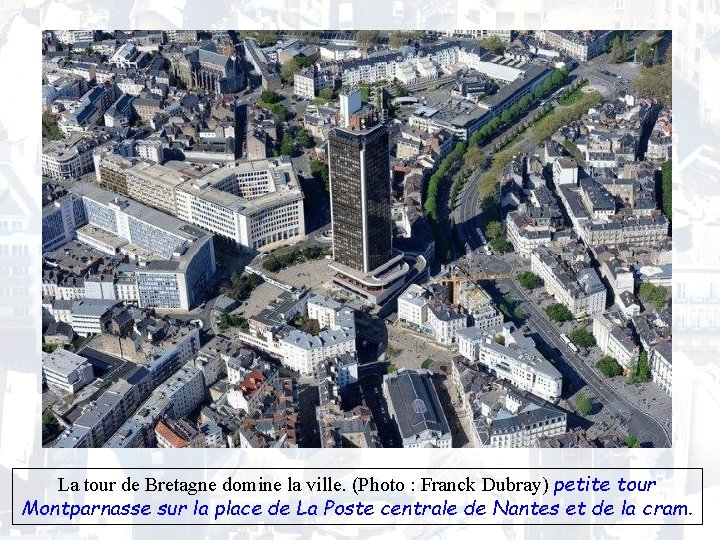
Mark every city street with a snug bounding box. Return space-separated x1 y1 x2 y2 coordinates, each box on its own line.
500 275 671 447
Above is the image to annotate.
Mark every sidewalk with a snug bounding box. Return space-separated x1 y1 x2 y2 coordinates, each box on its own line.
580 351 672 428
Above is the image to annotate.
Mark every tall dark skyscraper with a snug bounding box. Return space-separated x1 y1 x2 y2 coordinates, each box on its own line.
328 123 392 274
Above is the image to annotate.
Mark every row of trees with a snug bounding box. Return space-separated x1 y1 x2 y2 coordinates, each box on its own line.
631 44 672 106
423 141 467 261
278 128 315 157
661 160 672 219
423 142 466 221
468 68 568 148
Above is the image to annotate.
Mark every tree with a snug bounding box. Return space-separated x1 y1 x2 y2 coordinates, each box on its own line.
638 283 669 310
569 327 597 348
42 111 63 140
238 30 279 47
421 358 434 369
259 90 282 104
575 394 593 415
611 36 626 63
318 87 335 101
280 58 301 82
478 35 506 55
631 52 672 106
636 351 651 382
546 303 572 323
280 132 294 156
489 235 513 254
310 159 330 191
42 343 58 353
389 32 410 48
517 271 543 290
635 41 653 66
386 362 398 374
269 103 290 123
562 139 585 166
653 45 662 67
296 55 314 68
624 435 640 448
485 220 503 240
596 356 623 377
356 30 381 48
42 409 57 426
262 257 282 273
661 160 672 219
297 130 313 148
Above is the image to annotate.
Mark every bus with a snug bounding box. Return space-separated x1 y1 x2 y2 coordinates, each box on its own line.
560 333 579 353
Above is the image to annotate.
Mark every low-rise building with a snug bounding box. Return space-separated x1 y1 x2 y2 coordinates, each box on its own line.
316 352 359 389
452 358 567 448
531 246 607 318
155 418 202 448
383 368 452 448
553 157 578 185
42 134 98 180
42 348 94 393
649 341 671 394
457 323 563 402
397 283 471 345
592 310 640 370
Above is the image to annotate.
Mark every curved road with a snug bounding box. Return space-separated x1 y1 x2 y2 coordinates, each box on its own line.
502 275 671 447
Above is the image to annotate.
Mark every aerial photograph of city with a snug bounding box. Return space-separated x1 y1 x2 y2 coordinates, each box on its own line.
40 29 672 450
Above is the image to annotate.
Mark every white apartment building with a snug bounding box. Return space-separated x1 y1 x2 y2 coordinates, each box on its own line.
531 246 607 318
42 348 94 393
455 369 568 449
68 299 120 336
54 30 96 44
155 363 205 419
281 296 356 376
340 41 522 88
103 362 204 448
42 135 97 180
457 323 563 402
536 30 614 62
650 341 671 394
592 311 640 370
293 67 333 100
506 211 554 258
294 68 316 99
397 284 428 326
99 155 305 252
553 158 579 186
427 304 467 346
316 353 359 389
397 283 468 345
68 181 216 311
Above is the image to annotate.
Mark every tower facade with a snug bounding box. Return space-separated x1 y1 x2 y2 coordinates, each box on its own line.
328 124 392 274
